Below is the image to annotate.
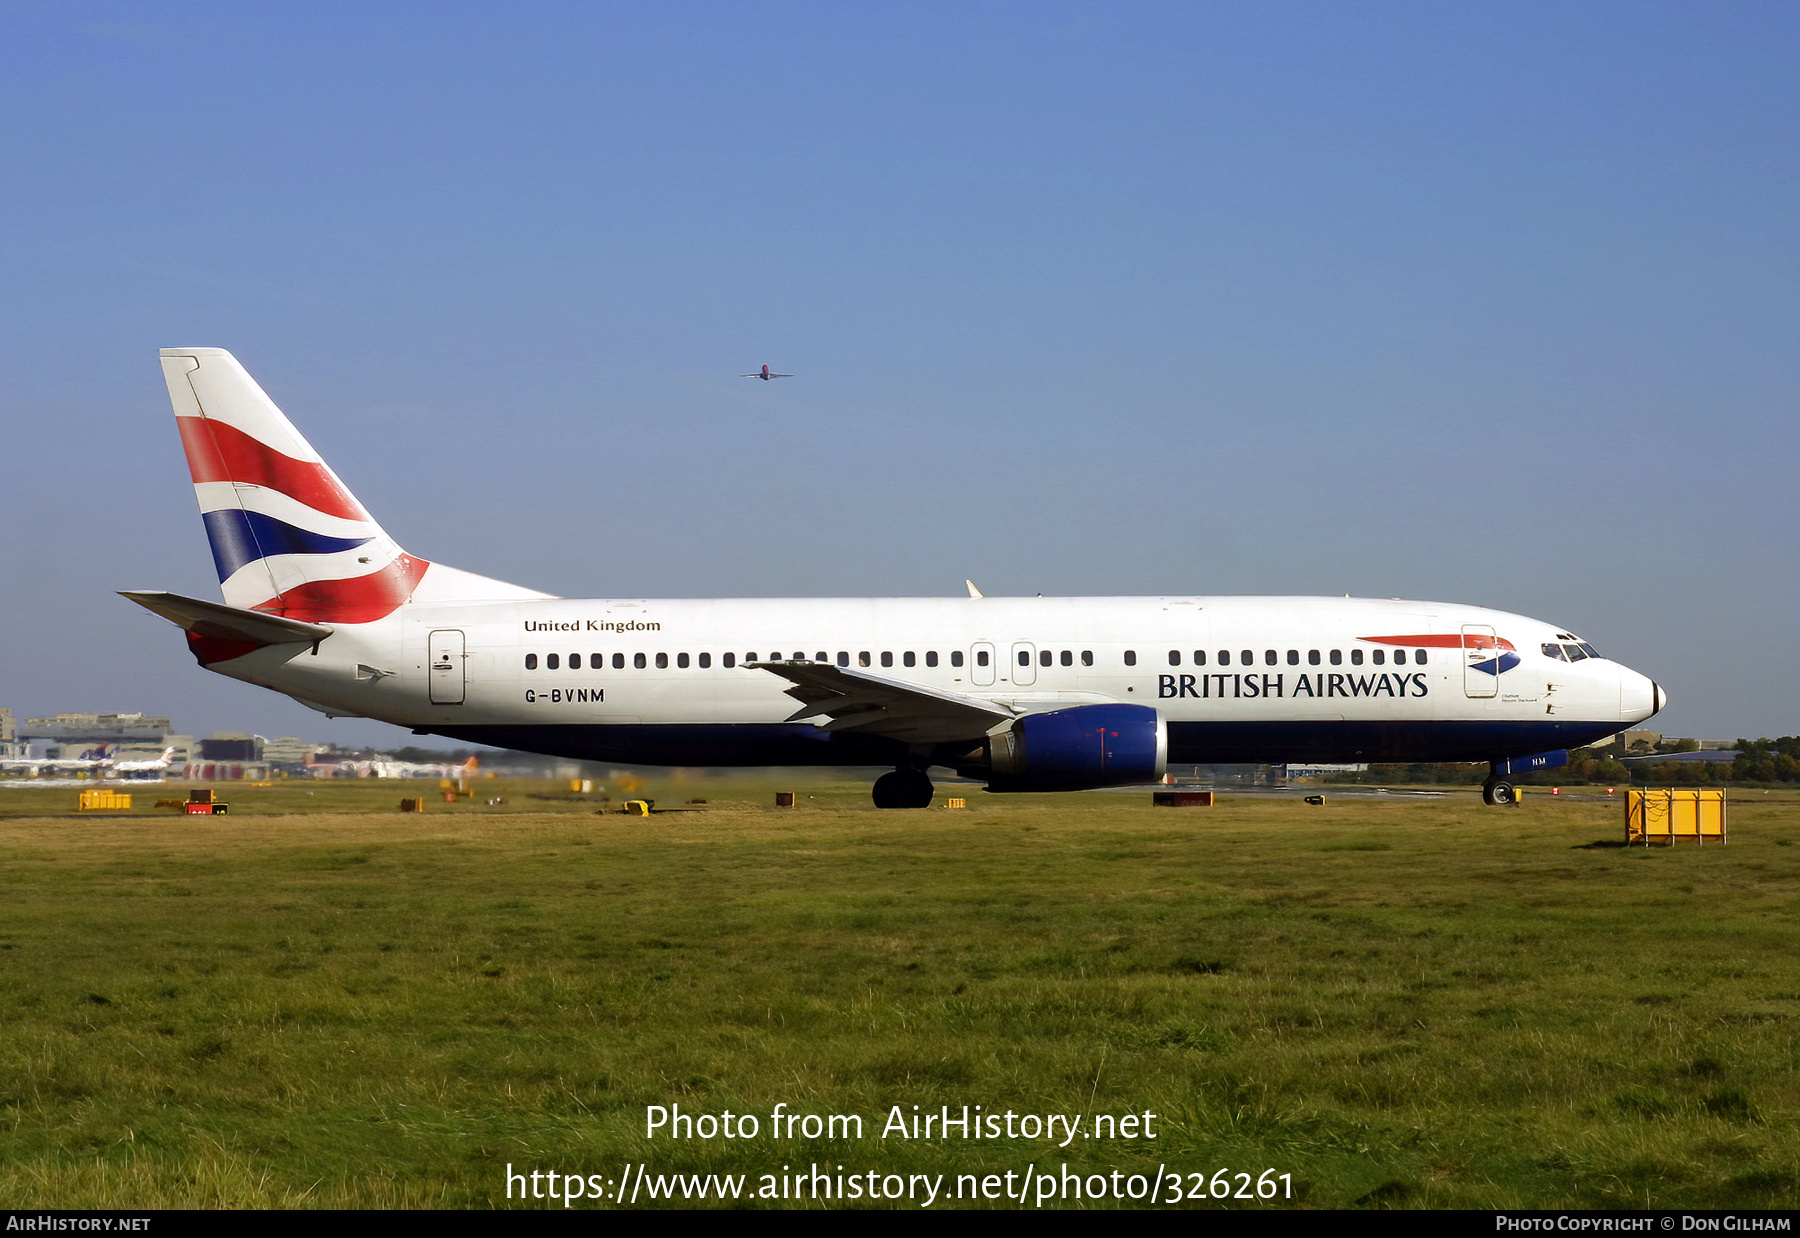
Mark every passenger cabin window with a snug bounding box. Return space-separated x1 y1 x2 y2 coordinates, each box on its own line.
837 652 849 666
1416 649 1428 664
927 651 939 667
1123 650 1137 666
1350 649 1363 665
525 654 537 670
568 654 581 669
723 653 735 668
1287 650 1299 665
816 652 828 663
1194 650 1206 666
904 651 916 667
699 653 711 668
1372 650 1384 665
656 653 669 669
882 652 894 667
1018 651 1029 667
634 653 647 669
1039 649 1051 666
1330 650 1342 665
1081 651 1093 666
677 653 689 668
1264 650 1276 666
1218 650 1230 666
976 650 989 667
613 653 625 669
1168 650 1181 666
1309 650 1320 665
859 652 871 667
547 654 560 670
1241 649 1252 665
1060 650 1071 666
591 653 601 666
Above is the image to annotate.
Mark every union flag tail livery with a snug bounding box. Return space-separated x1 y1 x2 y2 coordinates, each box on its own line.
156 348 543 626
161 348 425 622
127 348 1664 809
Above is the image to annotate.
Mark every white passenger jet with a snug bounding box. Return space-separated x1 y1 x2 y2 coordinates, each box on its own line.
124 349 1664 808
0 746 177 781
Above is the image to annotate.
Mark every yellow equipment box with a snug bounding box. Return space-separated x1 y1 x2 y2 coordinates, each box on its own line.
77 791 131 811
1626 789 1726 846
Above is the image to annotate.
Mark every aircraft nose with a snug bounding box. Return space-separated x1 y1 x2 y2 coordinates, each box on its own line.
1619 669 1663 723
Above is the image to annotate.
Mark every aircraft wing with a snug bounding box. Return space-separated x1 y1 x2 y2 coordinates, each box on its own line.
120 591 334 647
748 661 1015 744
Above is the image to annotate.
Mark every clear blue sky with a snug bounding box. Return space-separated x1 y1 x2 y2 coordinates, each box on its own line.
1 1 1795 747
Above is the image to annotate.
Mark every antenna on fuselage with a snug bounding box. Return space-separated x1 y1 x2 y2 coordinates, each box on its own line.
966 580 984 599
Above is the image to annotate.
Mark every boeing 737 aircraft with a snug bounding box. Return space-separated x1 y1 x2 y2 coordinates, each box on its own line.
125 349 1664 807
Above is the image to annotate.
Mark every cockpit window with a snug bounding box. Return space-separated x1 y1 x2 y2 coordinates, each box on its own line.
1542 643 1566 661
1578 643 1599 659
1563 644 1588 662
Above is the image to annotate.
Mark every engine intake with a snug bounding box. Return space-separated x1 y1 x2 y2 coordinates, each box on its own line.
984 703 1167 792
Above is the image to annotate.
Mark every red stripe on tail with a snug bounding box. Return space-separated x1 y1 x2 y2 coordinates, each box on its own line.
251 555 430 624
177 417 369 522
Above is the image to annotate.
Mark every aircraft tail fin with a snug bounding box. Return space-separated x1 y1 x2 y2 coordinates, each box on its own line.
158 348 549 622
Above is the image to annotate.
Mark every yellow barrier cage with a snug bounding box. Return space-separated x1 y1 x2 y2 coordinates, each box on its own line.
1625 789 1726 846
77 790 132 811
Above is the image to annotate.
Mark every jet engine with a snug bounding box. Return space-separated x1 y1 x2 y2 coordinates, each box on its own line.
982 703 1167 792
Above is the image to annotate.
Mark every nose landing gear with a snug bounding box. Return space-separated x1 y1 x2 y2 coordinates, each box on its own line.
1481 780 1517 806
872 767 935 809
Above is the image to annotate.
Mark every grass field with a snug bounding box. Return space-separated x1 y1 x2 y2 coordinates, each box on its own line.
1 777 1797 1209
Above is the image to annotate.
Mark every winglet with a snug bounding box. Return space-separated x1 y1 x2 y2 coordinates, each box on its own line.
965 580 984 599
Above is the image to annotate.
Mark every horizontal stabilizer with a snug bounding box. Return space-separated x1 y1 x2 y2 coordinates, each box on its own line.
120 590 333 650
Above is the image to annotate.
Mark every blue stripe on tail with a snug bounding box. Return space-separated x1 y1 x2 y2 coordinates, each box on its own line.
201 509 373 582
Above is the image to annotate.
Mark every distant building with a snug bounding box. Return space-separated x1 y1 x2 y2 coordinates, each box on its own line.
22 712 172 744
1621 750 1740 765
198 732 263 762
18 712 177 762
263 737 324 771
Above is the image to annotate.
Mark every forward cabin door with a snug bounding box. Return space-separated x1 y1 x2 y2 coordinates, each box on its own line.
429 629 466 705
1461 624 1497 699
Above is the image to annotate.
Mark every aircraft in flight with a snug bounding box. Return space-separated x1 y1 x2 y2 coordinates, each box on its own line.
742 365 792 380
125 349 1664 808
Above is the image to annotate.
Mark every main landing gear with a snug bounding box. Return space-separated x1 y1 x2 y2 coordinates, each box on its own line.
1481 779 1517 806
872 767 935 809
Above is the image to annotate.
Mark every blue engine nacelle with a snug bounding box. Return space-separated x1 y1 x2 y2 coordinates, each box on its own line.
984 703 1168 792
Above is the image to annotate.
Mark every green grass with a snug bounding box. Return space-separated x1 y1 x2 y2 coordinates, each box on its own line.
1 779 1798 1208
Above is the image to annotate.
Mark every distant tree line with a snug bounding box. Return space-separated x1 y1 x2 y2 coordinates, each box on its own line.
1317 737 1800 787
